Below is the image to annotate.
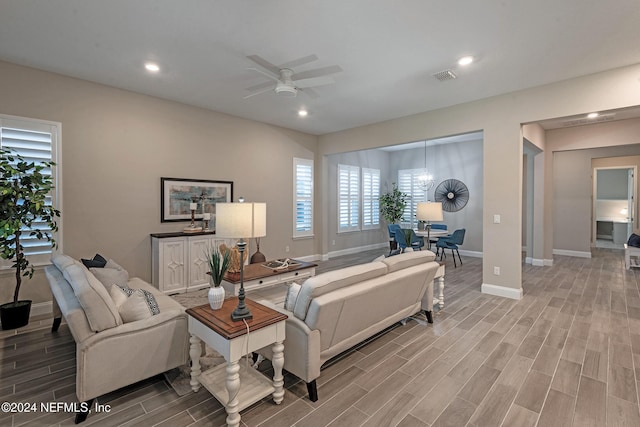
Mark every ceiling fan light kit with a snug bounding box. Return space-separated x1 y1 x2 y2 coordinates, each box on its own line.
245 54 342 99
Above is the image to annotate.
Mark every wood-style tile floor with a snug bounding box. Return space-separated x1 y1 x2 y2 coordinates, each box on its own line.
1 248 640 426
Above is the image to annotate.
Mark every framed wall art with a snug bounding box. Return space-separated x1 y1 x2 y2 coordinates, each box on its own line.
161 177 233 223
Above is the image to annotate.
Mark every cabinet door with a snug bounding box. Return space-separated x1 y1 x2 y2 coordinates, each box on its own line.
188 236 214 289
160 239 186 293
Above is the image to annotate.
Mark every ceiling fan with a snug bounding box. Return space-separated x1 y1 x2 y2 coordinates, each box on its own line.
244 54 342 99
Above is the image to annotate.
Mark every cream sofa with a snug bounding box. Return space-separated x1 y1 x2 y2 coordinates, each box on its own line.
258 250 440 401
45 254 189 423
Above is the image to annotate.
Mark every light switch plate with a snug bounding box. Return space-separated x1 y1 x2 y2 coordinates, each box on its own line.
493 214 501 224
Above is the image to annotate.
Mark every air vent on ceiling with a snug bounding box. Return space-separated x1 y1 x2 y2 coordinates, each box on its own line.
561 114 616 127
432 69 457 81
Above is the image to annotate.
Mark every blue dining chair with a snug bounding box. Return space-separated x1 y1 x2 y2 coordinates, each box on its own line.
428 223 448 248
387 224 403 254
394 228 425 252
435 228 465 267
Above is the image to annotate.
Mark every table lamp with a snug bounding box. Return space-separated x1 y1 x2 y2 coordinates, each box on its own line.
215 201 266 321
416 202 443 249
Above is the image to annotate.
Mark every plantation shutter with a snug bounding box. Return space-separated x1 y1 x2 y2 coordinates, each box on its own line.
362 168 380 229
293 158 313 237
398 168 426 228
338 164 360 232
0 116 60 266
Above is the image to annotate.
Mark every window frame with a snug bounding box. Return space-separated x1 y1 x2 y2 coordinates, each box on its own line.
0 114 62 269
293 157 314 238
337 164 360 233
361 167 381 230
398 168 426 229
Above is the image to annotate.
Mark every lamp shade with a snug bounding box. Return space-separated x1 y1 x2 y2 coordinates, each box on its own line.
416 202 443 222
215 202 266 238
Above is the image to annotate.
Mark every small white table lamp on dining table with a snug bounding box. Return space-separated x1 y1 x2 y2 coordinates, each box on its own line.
416 202 444 249
215 200 266 321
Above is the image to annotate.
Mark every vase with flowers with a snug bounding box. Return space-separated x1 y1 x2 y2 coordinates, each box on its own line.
206 245 231 310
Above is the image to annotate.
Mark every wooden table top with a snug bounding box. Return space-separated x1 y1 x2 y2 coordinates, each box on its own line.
223 259 317 284
185 298 288 339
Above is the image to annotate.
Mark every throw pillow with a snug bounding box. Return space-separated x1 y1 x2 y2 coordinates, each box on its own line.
284 283 301 311
628 233 640 248
61 263 123 331
109 284 134 308
90 266 129 290
109 285 160 323
81 253 107 269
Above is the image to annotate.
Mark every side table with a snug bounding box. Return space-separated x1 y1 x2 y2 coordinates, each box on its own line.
186 298 287 427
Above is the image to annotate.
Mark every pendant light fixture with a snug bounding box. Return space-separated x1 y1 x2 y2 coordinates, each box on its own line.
416 140 435 195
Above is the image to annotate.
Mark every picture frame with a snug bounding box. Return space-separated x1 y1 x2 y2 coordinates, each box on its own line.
161 177 233 223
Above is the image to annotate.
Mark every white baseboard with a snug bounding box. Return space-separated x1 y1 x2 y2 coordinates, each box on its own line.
326 242 387 259
553 249 592 258
295 253 324 262
457 249 483 258
525 257 552 267
31 301 53 318
481 283 523 300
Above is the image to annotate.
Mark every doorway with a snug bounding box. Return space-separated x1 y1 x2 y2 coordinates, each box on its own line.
593 167 635 249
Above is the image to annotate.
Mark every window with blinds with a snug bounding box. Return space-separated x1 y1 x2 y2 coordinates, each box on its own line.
0 115 61 267
362 167 380 230
398 168 426 228
293 158 313 237
338 164 360 232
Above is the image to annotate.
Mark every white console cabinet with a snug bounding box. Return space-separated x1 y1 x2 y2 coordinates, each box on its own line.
151 232 236 294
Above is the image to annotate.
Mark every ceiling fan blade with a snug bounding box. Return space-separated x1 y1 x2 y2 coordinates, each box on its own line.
295 76 335 88
245 81 274 92
246 55 281 75
279 54 318 70
292 65 342 80
247 67 280 81
300 87 320 99
243 86 274 99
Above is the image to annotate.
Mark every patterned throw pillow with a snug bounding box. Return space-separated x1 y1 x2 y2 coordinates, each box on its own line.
109 284 160 323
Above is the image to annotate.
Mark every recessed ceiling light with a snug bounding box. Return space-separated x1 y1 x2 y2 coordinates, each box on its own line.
587 112 599 119
298 109 308 117
145 62 160 72
458 56 474 66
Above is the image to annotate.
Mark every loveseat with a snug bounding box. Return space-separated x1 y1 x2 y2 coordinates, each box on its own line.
45 254 190 423
258 250 440 401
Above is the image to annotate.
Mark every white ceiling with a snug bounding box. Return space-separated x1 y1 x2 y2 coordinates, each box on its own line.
1 1 639 135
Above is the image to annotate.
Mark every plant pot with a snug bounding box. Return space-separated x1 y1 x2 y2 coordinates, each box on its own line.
208 287 225 310
0 300 32 330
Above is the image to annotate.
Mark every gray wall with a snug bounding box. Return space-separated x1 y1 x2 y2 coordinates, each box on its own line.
387 139 484 253
553 144 640 253
326 148 391 253
0 60 318 305
325 138 483 254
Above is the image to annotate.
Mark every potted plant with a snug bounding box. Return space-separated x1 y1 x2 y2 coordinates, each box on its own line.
0 148 60 330
205 244 231 310
380 183 409 252
379 182 408 224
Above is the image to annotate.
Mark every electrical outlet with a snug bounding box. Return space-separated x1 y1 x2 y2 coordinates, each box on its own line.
285 246 290 253
493 266 500 275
